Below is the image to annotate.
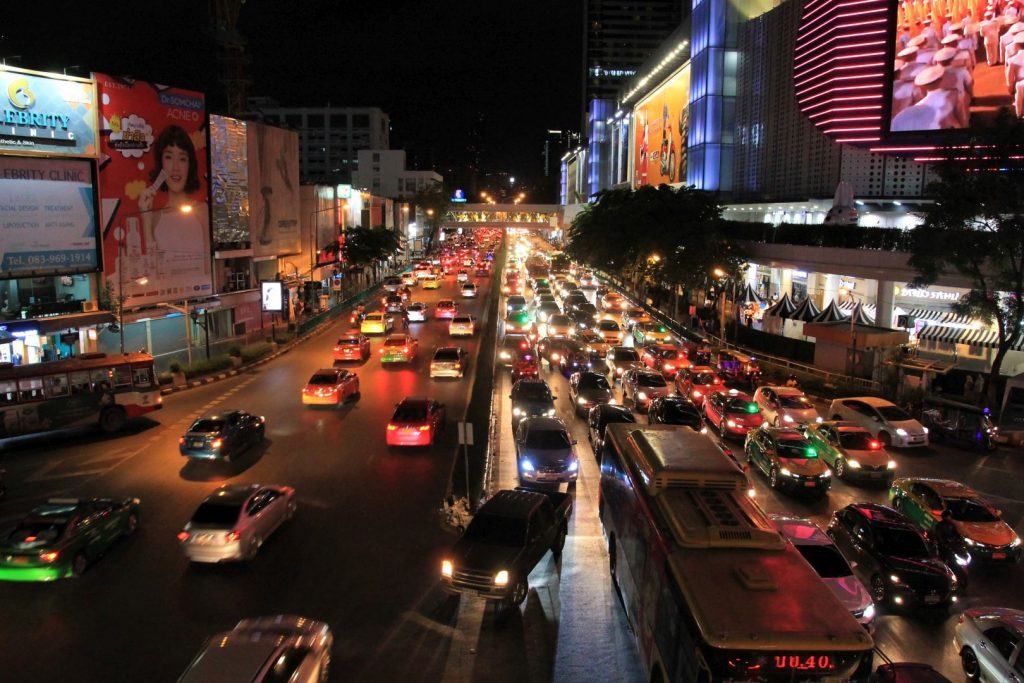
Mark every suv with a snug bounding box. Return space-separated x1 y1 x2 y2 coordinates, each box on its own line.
827 503 959 610
744 426 831 497
509 378 556 429
514 417 579 484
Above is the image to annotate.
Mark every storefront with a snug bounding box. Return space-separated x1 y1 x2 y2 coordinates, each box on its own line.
0 311 116 365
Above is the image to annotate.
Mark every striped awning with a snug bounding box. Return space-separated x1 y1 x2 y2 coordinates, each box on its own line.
918 324 1024 351
902 308 974 326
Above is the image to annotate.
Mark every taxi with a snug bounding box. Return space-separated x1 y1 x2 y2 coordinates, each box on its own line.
632 321 674 346
302 368 360 406
422 277 441 290
622 307 652 330
578 329 611 358
435 299 459 319
400 272 417 287
360 312 393 336
675 365 724 407
379 334 419 364
640 343 689 378
703 389 763 438
449 315 476 337
332 333 371 362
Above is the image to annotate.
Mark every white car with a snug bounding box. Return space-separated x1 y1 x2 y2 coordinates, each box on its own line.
769 514 875 631
177 484 296 563
401 273 417 287
460 283 477 298
954 607 1024 682
449 315 476 337
753 386 821 427
406 302 429 322
827 396 928 447
430 346 468 379
456 270 470 283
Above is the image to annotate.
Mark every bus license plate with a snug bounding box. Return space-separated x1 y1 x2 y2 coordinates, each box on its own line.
993 552 1007 560
924 594 940 604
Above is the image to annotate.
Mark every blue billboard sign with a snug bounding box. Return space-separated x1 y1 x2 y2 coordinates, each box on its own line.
452 188 467 203
0 66 98 158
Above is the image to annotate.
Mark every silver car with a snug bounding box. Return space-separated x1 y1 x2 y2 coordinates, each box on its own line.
828 396 928 448
178 484 296 563
430 346 467 379
769 513 875 632
514 416 579 484
954 607 1024 682
606 345 641 381
754 386 822 427
178 615 332 683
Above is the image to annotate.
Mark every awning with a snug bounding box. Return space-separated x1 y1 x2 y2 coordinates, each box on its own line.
735 283 764 305
812 299 849 323
900 308 973 327
0 311 117 336
917 324 1024 351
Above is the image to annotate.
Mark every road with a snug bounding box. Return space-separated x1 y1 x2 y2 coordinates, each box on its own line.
0 273 497 682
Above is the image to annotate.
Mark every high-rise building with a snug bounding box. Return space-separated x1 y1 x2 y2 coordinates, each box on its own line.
352 149 443 200
246 98 390 184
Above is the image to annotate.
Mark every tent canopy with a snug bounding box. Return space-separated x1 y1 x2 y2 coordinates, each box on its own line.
790 297 821 322
812 299 848 323
764 292 797 319
849 303 875 325
735 282 763 305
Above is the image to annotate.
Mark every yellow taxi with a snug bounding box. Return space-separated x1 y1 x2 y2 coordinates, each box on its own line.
422 277 441 290
360 312 393 336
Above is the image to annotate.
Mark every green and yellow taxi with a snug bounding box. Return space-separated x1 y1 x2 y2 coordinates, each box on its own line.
0 497 140 581
803 421 896 484
889 478 1022 563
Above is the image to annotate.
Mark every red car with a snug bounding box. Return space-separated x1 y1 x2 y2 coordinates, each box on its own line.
674 365 724 407
703 389 763 438
435 299 458 320
302 368 360 406
640 343 690 379
333 333 371 363
386 397 447 446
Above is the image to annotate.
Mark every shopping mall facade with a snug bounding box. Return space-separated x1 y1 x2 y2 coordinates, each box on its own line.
562 0 1024 382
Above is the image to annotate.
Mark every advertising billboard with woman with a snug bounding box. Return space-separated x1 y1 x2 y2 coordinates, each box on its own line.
96 75 211 307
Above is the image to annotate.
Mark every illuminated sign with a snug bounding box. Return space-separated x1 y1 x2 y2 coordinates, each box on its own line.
0 66 98 157
336 183 352 199
261 281 283 312
899 287 962 301
632 64 690 188
452 188 467 203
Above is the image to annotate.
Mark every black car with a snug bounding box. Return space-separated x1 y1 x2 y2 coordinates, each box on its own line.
568 371 615 417
827 503 960 611
536 337 594 377
509 378 556 429
567 309 595 332
647 396 703 431
587 404 636 454
563 294 589 313
179 410 266 462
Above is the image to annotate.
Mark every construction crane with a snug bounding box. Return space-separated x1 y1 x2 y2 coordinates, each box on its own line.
210 0 249 116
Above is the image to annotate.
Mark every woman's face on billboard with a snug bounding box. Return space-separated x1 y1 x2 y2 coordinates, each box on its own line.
161 143 190 193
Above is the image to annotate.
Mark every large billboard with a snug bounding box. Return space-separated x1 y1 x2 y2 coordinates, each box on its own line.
0 66 98 158
96 75 211 307
632 64 690 188
248 122 300 257
209 115 250 246
0 156 100 277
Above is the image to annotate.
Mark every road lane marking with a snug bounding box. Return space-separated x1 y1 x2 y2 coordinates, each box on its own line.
440 595 486 683
401 609 458 638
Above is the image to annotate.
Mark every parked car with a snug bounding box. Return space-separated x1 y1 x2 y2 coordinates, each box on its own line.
301 368 360 406
440 488 573 607
332 333 370 363
430 346 468 379
828 397 929 448
360 312 394 336
703 389 763 438
674 365 724 407
178 616 332 683
406 302 429 322
509 378 556 429
621 368 671 413
177 484 296 563
827 503 959 610
386 397 447 446
435 299 459 320
568 371 615 417
605 346 641 381
754 386 821 426
744 426 831 497
514 416 579 484
889 478 1022 563
0 497 140 581
647 395 703 430
179 410 265 462
770 513 876 631
379 333 419 364
449 314 476 337
587 403 637 454
804 421 896 484
954 607 1024 683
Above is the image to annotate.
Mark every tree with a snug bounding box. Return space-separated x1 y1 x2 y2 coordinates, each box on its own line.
328 225 404 270
412 182 450 245
910 112 1024 405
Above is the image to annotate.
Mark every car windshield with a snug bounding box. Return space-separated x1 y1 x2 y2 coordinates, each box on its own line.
637 374 667 388
726 398 755 412
946 498 999 522
662 402 701 423
693 373 716 385
579 374 610 390
873 527 930 559
453 316 472 324
777 439 816 458
409 304 424 311
190 419 224 433
393 403 428 421
613 349 639 361
877 405 913 422
514 385 551 402
838 432 875 450
795 544 852 579
336 338 359 345
463 284 475 290
550 316 570 325
525 428 572 449
659 349 680 359
434 349 460 361
8 521 65 545
779 394 812 408
191 503 242 527
439 301 454 308
365 314 383 321
308 374 338 385
384 338 407 347
599 321 619 331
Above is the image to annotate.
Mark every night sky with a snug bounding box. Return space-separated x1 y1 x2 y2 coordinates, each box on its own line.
1 1 582 193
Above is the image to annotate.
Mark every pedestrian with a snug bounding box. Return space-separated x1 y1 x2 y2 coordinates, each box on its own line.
785 374 799 388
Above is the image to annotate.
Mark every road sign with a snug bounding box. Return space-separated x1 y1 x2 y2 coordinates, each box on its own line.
458 422 474 446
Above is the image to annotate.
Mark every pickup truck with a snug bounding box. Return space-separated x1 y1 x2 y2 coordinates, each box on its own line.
440 487 573 607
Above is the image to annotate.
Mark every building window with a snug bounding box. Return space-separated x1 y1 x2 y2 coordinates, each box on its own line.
330 114 347 128
307 114 324 127
372 152 380 162
285 114 302 128
353 114 370 127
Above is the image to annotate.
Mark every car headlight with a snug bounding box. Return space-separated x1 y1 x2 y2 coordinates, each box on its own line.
780 467 792 477
963 537 976 547
887 460 897 469
568 460 579 472
512 407 522 416
546 408 556 416
608 398 617 405
1011 537 1022 548
578 397 588 405
848 459 861 469
815 416 823 423
954 552 971 567
637 391 648 401
494 570 509 586
820 469 831 478
442 560 453 578
782 414 794 423
862 603 875 621
500 351 511 360
923 427 929 434
896 428 908 436
520 457 535 472
889 574 900 584
726 419 737 428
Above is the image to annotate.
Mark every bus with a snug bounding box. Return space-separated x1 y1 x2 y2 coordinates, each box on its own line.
0 352 162 438
599 424 874 681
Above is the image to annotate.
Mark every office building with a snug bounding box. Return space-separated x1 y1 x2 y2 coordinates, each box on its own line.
351 150 442 200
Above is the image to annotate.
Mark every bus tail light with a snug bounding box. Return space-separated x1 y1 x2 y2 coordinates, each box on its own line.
225 531 241 542
176 532 190 542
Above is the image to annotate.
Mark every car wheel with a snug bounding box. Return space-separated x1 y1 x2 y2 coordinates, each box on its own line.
870 574 887 603
247 535 262 560
124 512 139 537
878 431 892 447
961 647 981 681
768 467 779 489
72 552 89 577
834 458 846 479
508 578 528 607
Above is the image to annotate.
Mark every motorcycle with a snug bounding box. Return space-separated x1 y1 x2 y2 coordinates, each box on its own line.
920 396 999 452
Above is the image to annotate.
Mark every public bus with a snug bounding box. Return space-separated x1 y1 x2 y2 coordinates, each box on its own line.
0 352 162 438
598 424 874 681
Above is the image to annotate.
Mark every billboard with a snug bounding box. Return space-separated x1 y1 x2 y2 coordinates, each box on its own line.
0 156 100 277
0 66 98 158
260 281 282 312
96 74 211 307
210 115 249 246
248 122 300 257
632 64 690 188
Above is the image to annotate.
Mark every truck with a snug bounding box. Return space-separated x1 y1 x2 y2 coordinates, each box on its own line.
439 487 573 607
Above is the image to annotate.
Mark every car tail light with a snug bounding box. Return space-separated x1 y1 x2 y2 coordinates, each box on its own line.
387 424 398 431
419 425 431 431
40 551 59 563
225 531 241 542
176 532 190 542
178 437 185 445
211 438 224 449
